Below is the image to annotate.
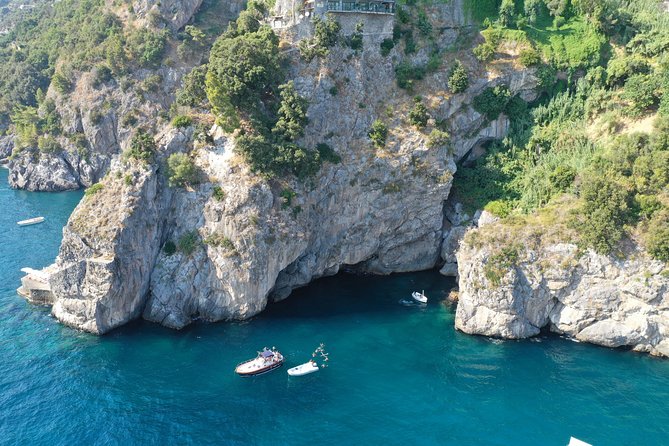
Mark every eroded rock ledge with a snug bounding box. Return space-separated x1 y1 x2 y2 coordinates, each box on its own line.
455 221 669 358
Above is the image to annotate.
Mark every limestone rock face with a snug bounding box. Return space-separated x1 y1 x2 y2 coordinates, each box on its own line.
133 0 203 30
456 230 669 358
8 152 81 191
0 135 13 159
31 2 540 333
46 130 186 333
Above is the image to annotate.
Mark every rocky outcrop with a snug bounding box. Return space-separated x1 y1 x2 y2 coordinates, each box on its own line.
23 2 540 334
45 130 189 332
133 0 204 30
456 224 669 358
0 135 12 160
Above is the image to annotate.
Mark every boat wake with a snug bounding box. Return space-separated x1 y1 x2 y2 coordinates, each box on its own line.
398 298 427 308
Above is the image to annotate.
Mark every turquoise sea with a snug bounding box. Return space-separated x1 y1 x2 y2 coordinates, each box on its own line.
1 167 669 445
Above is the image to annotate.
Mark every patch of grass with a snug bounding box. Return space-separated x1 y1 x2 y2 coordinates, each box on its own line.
484 245 521 287
177 230 200 256
84 183 104 196
212 186 225 201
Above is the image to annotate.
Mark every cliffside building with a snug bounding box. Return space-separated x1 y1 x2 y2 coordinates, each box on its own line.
271 0 395 29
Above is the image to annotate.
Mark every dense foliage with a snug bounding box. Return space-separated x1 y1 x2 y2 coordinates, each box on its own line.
167 153 199 187
204 6 338 180
453 0 669 258
0 0 169 125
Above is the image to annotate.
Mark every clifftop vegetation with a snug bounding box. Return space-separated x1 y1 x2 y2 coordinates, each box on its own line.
453 0 669 259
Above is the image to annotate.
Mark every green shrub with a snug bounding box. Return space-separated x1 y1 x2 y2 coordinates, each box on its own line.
623 74 661 117
548 165 576 192
163 240 177 256
347 22 364 51
498 0 515 27
272 81 309 142
447 61 469 94
536 64 558 90
383 182 401 194
176 65 208 107
317 142 341 163
380 38 395 57
484 200 513 218
124 174 133 186
484 245 520 287
329 86 338 96
575 174 632 255
369 119 388 148
473 86 511 120
177 230 200 256
167 153 198 187
280 188 296 208
121 113 138 127
206 26 282 119
395 62 425 90
92 64 113 88
636 194 662 220
427 129 450 149
417 10 432 36
212 186 226 201
125 130 156 162
84 183 104 196
519 48 541 67
37 136 62 154
408 98 429 129
171 115 193 128
607 55 650 87
645 212 669 261
51 72 72 94
127 28 169 67
299 16 341 61
204 233 237 252
473 42 495 62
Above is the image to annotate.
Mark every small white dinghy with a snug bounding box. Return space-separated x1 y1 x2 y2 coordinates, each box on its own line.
411 290 428 303
17 217 45 226
568 437 592 446
288 343 329 377
287 360 319 376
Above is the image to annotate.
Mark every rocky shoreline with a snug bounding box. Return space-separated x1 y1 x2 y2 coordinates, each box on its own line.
11 0 669 361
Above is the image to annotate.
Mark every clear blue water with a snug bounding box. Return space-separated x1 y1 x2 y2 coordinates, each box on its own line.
1 167 669 446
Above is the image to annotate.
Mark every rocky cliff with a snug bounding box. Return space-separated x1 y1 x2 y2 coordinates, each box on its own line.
455 218 669 358
5 0 243 192
28 3 541 333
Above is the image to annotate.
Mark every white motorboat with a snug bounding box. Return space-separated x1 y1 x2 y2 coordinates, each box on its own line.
17 217 45 226
288 343 329 376
287 360 319 376
411 290 428 303
235 347 284 376
567 437 592 446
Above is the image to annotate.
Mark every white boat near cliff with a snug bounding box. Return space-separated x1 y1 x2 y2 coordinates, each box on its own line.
235 347 284 376
411 290 427 303
17 217 45 226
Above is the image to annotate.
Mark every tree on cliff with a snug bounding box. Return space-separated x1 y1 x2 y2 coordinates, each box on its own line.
205 26 282 129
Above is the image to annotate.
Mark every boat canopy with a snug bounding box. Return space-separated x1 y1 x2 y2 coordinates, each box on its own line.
261 350 275 358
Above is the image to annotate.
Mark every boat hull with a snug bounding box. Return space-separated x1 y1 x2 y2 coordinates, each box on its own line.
17 217 45 226
287 362 319 376
411 292 427 303
235 358 284 376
